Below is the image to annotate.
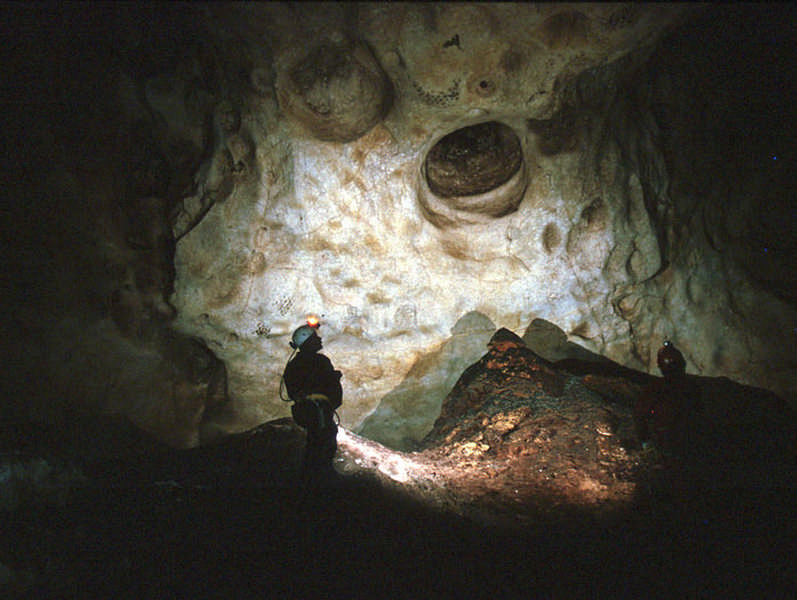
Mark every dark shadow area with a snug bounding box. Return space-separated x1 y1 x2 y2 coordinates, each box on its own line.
5 476 795 598
2 388 795 598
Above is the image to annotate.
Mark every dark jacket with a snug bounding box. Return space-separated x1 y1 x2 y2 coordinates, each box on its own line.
634 374 700 453
283 350 342 409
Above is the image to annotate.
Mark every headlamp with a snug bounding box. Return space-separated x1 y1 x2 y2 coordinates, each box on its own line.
306 315 320 328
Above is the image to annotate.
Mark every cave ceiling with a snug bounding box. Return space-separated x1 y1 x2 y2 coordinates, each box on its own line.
1 2 795 448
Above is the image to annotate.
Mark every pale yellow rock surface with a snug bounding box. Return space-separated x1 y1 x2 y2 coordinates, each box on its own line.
171 3 703 439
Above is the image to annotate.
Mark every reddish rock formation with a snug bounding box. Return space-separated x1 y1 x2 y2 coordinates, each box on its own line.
417 329 646 520
409 329 796 523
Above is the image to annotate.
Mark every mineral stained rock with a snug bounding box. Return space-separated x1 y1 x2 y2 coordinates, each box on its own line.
417 330 645 514
412 331 796 522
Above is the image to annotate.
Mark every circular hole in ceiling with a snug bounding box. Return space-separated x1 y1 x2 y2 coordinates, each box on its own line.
425 121 522 198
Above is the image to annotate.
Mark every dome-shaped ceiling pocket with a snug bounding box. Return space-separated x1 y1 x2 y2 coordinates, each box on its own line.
420 121 527 227
276 33 393 143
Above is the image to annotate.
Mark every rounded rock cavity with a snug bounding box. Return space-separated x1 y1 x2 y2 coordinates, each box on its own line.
419 121 527 227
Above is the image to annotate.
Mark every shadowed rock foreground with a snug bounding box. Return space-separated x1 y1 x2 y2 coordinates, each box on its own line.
2 338 795 598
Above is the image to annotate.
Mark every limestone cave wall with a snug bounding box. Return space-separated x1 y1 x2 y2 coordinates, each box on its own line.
1 3 794 448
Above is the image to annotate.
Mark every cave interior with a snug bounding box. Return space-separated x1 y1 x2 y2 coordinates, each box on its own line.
1 3 796 597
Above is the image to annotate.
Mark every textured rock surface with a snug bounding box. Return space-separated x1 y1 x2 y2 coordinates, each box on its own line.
275 31 393 143
418 332 796 516
2 3 796 447
170 3 698 438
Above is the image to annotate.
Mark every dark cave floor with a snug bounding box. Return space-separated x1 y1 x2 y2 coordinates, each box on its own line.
2 473 795 599
1 417 795 598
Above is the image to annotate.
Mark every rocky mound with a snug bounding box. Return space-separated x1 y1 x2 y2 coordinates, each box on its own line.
411 328 796 523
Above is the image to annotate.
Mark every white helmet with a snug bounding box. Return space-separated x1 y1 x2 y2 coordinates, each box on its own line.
290 324 317 349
